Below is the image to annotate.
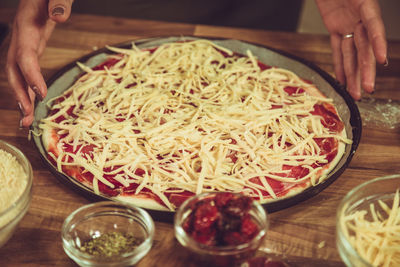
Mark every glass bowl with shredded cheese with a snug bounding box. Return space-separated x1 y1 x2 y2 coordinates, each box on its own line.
336 174 400 267
61 201 154 267
0 140 33 248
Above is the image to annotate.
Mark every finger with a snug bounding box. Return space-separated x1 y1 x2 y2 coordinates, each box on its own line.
10 0 49 127
38 20 56 56
356 0 387 64
16 0 49 26
354 23 376 94
48 0 74 23
330 34 346 85
7 62 34 127
20 88 36 127
342 37 361 100
7 54 36 128
6 27 34 123
14 3 49 100
15 42 48 100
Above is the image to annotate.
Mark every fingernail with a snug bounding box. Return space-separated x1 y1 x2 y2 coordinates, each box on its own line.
19 118 24 129
384 58 389 67
17 102 25 116
32 86 44 101
52 6 65 16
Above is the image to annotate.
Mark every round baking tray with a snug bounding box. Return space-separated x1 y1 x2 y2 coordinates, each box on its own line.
31 36 361 222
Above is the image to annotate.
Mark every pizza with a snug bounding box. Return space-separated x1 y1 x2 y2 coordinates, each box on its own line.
39 39 352 211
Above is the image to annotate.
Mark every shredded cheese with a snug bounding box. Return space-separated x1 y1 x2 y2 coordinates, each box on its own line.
341 189 400 267
39 40 351 209
0 149 28 216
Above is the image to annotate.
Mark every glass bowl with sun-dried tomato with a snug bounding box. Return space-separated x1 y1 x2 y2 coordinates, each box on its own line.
174 192 268 267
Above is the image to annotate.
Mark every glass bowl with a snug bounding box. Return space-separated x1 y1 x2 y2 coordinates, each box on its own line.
62 201 155 267
336 174 400 267
174 192 268 267
0 140 33 248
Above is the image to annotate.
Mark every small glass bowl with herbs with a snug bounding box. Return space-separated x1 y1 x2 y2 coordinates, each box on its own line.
174 192 268 267
62 201 154 267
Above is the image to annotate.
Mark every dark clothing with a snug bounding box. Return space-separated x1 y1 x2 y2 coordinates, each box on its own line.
72 0 303 31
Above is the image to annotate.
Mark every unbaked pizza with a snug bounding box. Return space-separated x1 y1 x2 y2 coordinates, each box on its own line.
39 39 352 211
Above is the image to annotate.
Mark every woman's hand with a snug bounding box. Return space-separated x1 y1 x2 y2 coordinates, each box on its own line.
315 0 387 100
6 0 73 127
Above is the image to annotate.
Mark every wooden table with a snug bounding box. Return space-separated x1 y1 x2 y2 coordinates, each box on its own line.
0 8 399 267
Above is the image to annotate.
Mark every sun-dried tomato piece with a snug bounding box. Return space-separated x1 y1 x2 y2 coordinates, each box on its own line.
223 231 246 246
223 196 252 218
192 228 217 246
193 201 219 232
217 215 241 233
241 216 259 239
215 192 235 209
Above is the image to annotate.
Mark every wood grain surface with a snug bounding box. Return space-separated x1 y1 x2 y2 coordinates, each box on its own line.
0 8 400 267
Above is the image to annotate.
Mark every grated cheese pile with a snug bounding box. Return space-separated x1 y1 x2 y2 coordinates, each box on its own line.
0 148 28 215
341 189 400 266
39 40 351 209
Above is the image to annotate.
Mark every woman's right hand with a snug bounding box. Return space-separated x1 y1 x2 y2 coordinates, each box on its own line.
315 0 387 100
6 0 73 128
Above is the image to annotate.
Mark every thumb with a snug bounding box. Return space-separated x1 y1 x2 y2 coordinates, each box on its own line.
48 0 73 23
